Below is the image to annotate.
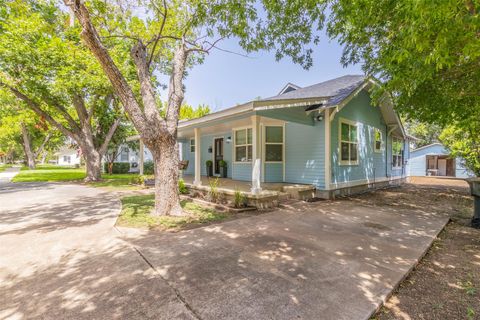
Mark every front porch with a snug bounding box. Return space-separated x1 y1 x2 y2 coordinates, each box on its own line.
181 174 316 208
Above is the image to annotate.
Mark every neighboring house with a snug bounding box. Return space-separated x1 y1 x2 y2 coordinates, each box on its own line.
55 147 81 166
407 143 472 178
129 75 410 198
110 144 153 173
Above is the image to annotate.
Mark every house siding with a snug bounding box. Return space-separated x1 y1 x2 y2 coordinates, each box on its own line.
331 91 390 185
232 163 252 181
284 121 325 188
264 163 283 183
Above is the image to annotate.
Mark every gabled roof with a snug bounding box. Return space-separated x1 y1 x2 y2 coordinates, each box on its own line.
262 75 365 107
277 83 301 95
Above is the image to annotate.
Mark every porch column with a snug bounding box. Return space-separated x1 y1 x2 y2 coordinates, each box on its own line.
194 127 201 186
251 115 262 194
139 139 144 175
324 109 331 189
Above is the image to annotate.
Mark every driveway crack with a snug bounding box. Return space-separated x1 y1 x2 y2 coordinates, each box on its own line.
114 226 203 320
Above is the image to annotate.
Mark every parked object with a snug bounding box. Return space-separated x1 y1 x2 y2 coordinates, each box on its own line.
467 178 480 228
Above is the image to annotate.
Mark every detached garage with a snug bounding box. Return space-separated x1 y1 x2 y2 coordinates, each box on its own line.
408 143 472 178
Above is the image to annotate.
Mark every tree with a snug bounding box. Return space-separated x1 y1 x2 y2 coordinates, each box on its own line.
180 104 211 120
65 0 325 216
0 98 60 169
325 0 480 176
440 119 480 177
0 0 125 181
404 120 442 149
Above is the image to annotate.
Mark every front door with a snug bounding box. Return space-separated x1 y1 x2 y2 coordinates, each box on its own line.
214 138 224 175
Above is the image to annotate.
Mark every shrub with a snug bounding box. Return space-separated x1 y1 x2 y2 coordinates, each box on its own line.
178 179 189 194
234 188 246 208
143 160 154 175
206 160 213 167
104 162 130 174
208 177 219 202
219 160 227 167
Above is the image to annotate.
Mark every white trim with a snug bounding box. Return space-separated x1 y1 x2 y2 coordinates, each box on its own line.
277 83 301 95
338 118 360 166
190 138 195 153
374 128 383 153
179 102 253 129
264 125 284 163
330 176 404 189
411 142 444 153
233 126 253 164
324 109 331 189
193 128 201 186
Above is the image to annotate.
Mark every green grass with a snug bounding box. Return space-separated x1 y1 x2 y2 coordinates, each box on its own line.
0 164 12 172
13 166 86 182
12 165 140 188
117 194 228 230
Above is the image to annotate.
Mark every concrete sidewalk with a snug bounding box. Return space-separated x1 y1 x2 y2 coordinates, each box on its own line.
0 166 20 186
0 181 448 320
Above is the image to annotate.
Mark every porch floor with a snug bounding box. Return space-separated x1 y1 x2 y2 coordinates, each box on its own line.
180 174 301 192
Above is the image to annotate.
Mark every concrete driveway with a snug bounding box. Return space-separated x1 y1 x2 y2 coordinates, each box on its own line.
0 183 449 320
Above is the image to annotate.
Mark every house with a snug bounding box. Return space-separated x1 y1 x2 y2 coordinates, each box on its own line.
55 147 81 166
407 143 472 178
110 143 153 173
173 75 410 198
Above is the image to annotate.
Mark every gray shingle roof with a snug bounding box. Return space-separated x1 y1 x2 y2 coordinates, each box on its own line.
262 75 366 107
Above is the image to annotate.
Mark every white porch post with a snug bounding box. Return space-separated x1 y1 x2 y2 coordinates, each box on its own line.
194 127 201 186
324 109 331 190
251 115 262 194
139 139 144 175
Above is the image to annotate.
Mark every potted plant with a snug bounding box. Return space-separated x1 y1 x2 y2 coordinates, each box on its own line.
206 160 213 177
219 160 228 178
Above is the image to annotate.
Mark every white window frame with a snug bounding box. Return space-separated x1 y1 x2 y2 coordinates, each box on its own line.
233 127 252 163
190 138 195 153
339 118 359 166
374 128 383 153
392 136 404 169
264 125 284 163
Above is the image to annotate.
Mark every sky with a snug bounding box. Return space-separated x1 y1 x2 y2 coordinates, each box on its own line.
178 32 363 112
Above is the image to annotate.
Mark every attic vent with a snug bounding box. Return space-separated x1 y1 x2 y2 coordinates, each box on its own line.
278 83 301 95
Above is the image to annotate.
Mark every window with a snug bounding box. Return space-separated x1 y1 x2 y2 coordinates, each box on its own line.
120 147 129 162
265 126 283 162
392 137 404 168
190 138 195 152
339 120 358 165
374 128 383 152
63 155 71 164
234 128 252 162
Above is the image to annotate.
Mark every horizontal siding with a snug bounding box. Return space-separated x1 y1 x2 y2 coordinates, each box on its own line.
264 163 283 183
285 121 325 188
408 155 426 176
232 163 252 181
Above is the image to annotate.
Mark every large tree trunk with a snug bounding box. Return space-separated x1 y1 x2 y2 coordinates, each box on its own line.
151 139 183 216
21 123 36 169
80 144 102 182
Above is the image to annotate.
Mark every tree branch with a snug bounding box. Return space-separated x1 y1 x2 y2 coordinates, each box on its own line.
166 43 188 135
1 82 80 141
99 117 121 156
34 132 51 159
65 0 149 136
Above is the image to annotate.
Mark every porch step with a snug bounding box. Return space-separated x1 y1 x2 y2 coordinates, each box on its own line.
277 192 292 201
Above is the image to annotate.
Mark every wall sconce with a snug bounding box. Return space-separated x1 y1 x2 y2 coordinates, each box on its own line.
226 136 232 143
208 146 213 153
315 114 324 122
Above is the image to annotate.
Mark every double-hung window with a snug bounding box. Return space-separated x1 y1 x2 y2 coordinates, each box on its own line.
374 128 383 153
265 126 283 162
234 128 252 162
190 138 195 153
392 137 404 168
339 120 358 165
120 147 129 162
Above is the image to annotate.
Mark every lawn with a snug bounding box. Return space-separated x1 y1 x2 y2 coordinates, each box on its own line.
117 194 228 231
12 165 141 188
0 164 11 172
